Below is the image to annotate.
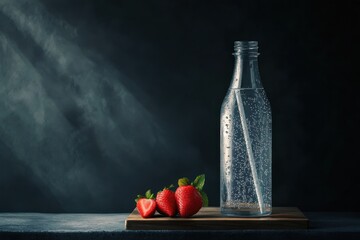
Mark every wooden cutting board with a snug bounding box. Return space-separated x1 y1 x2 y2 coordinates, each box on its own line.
125 207 308 230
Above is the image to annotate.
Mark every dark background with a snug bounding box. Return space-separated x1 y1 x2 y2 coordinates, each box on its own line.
0 0 359 213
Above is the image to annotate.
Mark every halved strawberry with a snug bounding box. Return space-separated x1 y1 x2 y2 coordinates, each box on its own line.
175 174 208 217
135 190 156 218
156 185 177 217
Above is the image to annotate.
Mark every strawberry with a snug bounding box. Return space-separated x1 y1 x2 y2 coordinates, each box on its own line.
175 174 209 217
135 190 156 218
156 185 177 217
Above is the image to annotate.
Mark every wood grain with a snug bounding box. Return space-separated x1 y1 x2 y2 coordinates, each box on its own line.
125 207 309 230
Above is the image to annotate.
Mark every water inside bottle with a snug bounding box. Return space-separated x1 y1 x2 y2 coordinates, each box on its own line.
220 88 272 217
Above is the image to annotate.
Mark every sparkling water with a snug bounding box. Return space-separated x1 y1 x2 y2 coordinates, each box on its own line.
220 41 272 217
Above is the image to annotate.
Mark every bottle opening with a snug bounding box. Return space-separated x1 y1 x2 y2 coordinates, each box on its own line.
233 41 259 56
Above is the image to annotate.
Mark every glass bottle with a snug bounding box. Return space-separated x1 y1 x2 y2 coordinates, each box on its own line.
220 41 272 217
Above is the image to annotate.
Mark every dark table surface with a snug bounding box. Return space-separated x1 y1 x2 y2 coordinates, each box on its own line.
0 212 360 240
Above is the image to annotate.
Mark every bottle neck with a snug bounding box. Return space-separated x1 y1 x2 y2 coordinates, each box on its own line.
229 41 262 89
229 55 262 89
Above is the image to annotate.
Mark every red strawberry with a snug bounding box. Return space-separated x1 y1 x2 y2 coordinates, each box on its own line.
175 175 208 217
156 185 177 217
135 190 156 218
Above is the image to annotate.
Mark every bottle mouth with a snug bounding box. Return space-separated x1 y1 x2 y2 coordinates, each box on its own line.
233 41 259 56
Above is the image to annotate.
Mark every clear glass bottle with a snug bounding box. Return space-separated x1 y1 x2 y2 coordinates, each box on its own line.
220 41 272 217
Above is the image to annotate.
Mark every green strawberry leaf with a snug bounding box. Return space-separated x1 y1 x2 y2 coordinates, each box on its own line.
136 189 155 203
199 190 209 207
158 184 175 194
144 189 155 199
145 189 151 199
193 174 205 191
135 194 144 203
178 177 190 186
164 184 174 190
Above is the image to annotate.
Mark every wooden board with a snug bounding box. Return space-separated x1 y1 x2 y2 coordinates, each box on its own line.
125 207 308 230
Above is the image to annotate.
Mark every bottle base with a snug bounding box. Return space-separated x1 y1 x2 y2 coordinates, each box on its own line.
221 203 272 217
221 208 272 217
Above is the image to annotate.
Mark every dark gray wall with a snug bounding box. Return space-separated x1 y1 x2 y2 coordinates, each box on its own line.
0 0 359 212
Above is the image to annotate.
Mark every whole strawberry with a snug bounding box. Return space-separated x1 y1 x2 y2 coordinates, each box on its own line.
135 190 156 218
175 174 208 217
156 185 177 217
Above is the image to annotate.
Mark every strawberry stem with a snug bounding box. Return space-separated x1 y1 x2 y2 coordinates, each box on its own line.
178 177 190 186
